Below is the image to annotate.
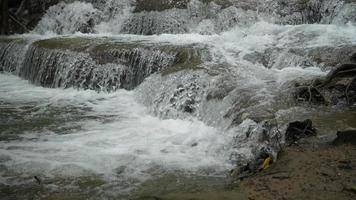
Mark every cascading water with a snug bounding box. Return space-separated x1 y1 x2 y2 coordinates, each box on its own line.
1 0 356 199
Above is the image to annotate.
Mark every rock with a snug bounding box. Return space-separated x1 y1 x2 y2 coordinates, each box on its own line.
351 52 356 63
232 148 274 180
272 173 290 180
7 37 202 91
338 160 353 170
333 130 356 145
343 185 356 194
319 167 335 177
285 119 317 145
2 0 60 34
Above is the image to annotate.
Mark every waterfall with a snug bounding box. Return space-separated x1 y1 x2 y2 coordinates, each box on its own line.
1 37 203 91
19 38 178 90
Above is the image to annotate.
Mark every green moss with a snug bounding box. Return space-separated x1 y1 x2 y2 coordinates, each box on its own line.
35 37 149 52
91 42 141 53
32 37 204 75
161 47 203 75
34 37 94 51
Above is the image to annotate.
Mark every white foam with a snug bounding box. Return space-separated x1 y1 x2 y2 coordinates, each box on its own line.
34 1 101 35
0 74 233 182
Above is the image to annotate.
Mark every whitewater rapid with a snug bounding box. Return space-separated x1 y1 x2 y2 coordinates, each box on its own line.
2 20 356 185
0 74 234 186
2 0 356 197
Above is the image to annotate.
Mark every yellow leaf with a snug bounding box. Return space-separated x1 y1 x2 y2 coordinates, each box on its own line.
262 156 272 170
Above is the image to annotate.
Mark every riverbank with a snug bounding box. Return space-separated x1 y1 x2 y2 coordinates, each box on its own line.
132 137 356 200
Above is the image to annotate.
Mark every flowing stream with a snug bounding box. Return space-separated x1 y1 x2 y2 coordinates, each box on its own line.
1 0 356 199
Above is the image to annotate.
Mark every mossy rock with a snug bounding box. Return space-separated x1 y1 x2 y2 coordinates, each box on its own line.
161 47 203 75
33 37 203 70
34 37 146 52
33 37 95 51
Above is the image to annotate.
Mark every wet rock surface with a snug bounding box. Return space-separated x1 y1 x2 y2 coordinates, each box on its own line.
1 0 61 34
293 52 356 106
285 119 317 145
333 130 356 145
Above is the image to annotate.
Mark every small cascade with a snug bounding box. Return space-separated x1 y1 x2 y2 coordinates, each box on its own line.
6 37 204 91
0 39 28 73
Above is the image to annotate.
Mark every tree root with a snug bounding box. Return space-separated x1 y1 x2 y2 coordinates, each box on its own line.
295 59 356 105
320 63 356 88
295 85 326 104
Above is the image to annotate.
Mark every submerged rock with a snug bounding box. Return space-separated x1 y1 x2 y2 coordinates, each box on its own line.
285 119 317 145
333 130 356 145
